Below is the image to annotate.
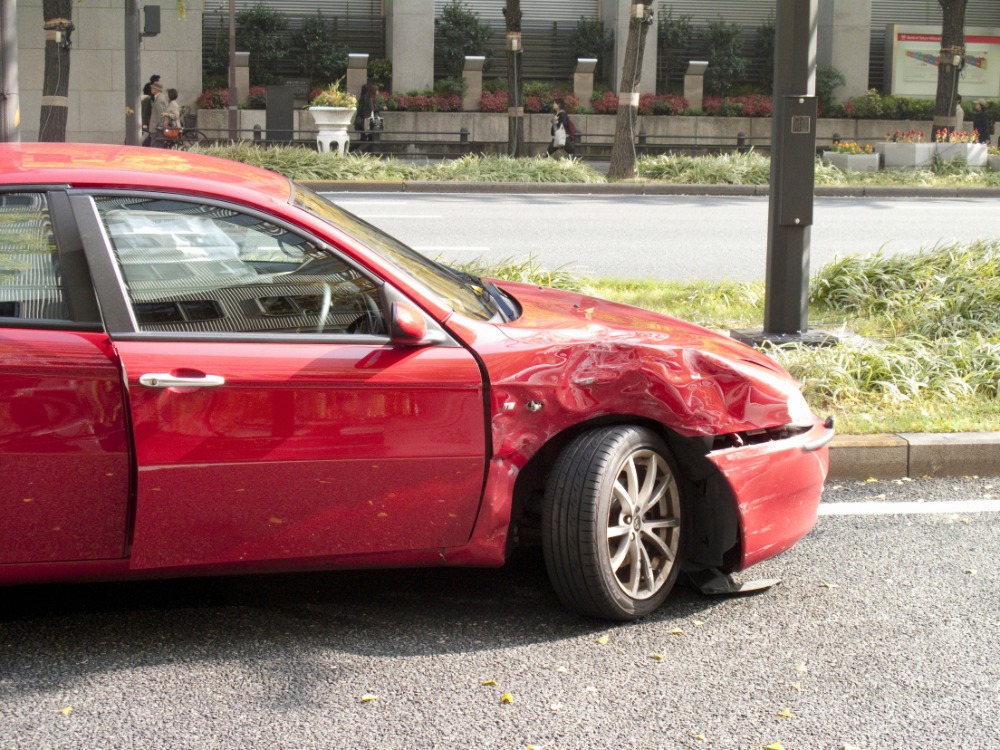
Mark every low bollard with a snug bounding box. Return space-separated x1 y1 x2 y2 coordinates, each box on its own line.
253 124 262 142
737 131 748 153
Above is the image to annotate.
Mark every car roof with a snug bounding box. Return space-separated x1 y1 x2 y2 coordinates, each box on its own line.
0 143 293 205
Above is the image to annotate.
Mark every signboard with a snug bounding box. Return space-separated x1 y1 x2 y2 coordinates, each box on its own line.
885 24 1000 98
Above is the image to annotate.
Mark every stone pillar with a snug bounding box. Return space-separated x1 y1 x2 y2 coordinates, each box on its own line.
683 60 708 111
602 0 658 95
574 58 597 108
347 53 369 98
234 52 250 107
462 56 485 111
386 0 434 93
818 0 871 99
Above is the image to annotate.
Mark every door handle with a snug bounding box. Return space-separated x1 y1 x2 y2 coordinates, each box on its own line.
139 373 226 388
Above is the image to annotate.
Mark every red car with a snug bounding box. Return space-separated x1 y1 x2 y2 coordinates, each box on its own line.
0 143 831 620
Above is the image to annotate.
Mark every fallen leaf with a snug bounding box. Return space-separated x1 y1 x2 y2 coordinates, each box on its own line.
360 694 380 702
865 477 878 483
764 743 784 750
776 707 794 718
692 733 707 741
964 568 977 575
795 662 808 673
556 666 568 674
789 682 802 692
649 652 664 661
583 686 598 694
549 703 562 711
57 706 73 716
594 635 609 645
693 620 705 627
501 693 514 704
670 628 684 636
482 679 497 686
820 581 839 589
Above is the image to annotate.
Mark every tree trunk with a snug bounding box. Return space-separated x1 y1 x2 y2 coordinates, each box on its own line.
39 0 73 142
608 3 653 180
503 0 524 157
932 0 967 138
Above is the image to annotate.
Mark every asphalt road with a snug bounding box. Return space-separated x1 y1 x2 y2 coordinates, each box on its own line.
3 477 999 749
326 193 1000 282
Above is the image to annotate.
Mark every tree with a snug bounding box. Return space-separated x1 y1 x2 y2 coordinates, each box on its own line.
39 0 73 141
436 1 493 79
607 2 654 180
656 10 692 94
503 0 524 157
933 0 967 136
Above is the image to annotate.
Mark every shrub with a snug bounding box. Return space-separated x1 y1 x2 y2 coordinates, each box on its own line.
753 14 775 93
368 58 393 89
657 10 693 93
240 86 267 109
701 19 746 96
639 94 688 116
197 88 229 110
436 0 493 78
308 78 357 108
236 3 290 85
591 91 619 114
703 94 772 117
294 11 348 86
479 90 507 113
386 92 462 112
816 66 846 116
569 17 614 88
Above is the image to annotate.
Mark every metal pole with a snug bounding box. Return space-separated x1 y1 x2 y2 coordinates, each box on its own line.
125 0 141 145
228 0 237 141
762 0 818 337
0 0 20 142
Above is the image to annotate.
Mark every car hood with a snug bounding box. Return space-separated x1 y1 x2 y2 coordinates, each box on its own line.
487 280 814 436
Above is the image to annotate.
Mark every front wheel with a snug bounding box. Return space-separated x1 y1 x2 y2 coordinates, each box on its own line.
542 426 685 620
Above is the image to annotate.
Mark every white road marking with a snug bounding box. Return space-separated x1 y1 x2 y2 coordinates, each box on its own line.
819 499 1000 516
411 246 492 253
356 214 442 219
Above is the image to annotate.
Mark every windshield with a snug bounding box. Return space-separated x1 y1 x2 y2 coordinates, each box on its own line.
292 186 498 321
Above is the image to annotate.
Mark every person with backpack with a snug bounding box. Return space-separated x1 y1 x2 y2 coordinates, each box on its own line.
972 99 992 144
547 98 575 157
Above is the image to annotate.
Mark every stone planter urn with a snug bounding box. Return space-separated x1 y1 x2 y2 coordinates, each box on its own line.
879 142 936 170
308 107 355 156
822 151 880 173
935 142 988 168
988 154 1000 172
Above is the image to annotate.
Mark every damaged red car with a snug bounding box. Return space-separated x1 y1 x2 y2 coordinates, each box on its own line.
0 143 831 620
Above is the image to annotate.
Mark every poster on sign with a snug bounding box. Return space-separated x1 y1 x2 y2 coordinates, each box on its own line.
885 25 1000 98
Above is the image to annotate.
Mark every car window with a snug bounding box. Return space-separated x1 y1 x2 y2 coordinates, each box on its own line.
0 192 70 321
93 196 385 336
291 186 499 321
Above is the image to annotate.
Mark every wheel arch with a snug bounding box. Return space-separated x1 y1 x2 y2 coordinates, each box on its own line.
510 415 742 571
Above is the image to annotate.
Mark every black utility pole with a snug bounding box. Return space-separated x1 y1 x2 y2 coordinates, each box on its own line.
734 0 829 347
125 1 141 145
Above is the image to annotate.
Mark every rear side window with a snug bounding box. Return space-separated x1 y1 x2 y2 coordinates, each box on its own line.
0 193 69 321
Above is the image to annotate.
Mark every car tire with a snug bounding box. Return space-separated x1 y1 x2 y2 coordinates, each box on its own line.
542 426 685 621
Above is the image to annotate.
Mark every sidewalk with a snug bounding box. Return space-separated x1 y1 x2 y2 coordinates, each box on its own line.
304 177 1000 480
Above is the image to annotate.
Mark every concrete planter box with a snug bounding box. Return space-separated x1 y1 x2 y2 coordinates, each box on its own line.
822 151 879 172
879 142 936 170
988 154 1000 172
936 142 988 168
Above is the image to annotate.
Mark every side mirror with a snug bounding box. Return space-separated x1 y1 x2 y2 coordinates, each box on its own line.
390 300 445 345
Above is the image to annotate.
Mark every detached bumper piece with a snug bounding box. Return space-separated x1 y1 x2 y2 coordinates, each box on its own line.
683 566 782 596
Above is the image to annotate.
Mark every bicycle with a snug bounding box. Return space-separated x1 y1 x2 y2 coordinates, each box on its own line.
151 125 211 150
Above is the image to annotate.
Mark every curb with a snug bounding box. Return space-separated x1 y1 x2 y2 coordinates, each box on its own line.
828 432 1000 480
302 180 1000 199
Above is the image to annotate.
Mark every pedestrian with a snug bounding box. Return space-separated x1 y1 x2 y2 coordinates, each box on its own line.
954 95 964 132
160 88 182 136
141 74 161 131
547 98 574 157
972 98 992 144
143 80 169 146
354 81 381 153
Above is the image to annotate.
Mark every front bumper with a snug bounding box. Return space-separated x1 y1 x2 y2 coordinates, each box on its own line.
708 416 831 570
